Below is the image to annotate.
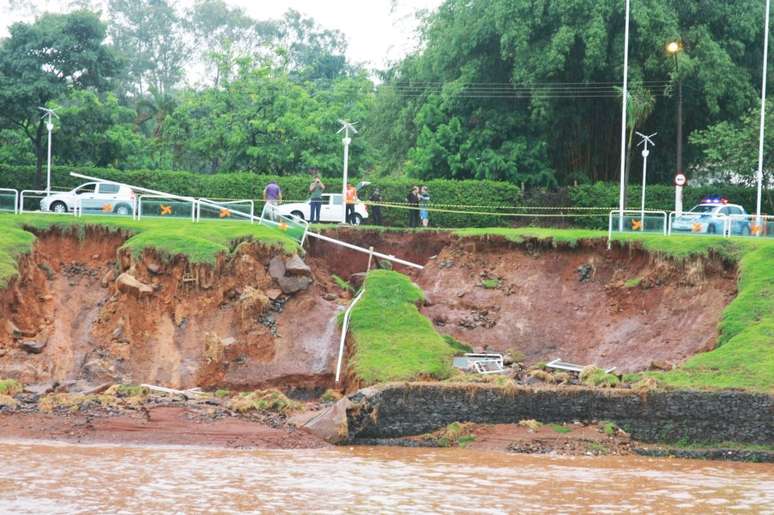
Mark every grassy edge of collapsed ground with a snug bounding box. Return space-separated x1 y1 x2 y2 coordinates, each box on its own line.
0 213 299 288
348 270 456 384
453 227 774 393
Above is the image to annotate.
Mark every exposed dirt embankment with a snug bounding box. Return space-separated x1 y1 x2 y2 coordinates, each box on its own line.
0 226 344 391
417 236 738 372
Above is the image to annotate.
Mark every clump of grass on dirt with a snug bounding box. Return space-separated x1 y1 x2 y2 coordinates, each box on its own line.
331 274 354 292
348 270 455 384
580 366 620 388
429 421 477 448
518 419 543 432
214 389 231 398
599 421 619 437
0 378 22 396
320 389 343 402
624 277 641 288
550 423 572 434
480 278 499 289
0 213 298 287
227 389 301 415
443 335 473 355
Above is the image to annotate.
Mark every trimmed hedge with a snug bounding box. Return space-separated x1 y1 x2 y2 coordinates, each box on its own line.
2 165 769 228
0 165 522 228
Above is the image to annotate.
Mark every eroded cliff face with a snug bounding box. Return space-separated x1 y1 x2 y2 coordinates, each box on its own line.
0 227 342 390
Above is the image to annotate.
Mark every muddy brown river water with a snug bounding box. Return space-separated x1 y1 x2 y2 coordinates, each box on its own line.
0 441 772 513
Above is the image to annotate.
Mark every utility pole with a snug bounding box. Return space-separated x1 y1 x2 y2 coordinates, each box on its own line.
618 0 631 231
636 131 657 230
337 120 358 223
38 107 59 195
666 40 684 215
755 0 771 230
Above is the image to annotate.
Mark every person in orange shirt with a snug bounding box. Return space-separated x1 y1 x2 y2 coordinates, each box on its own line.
345 183 358 224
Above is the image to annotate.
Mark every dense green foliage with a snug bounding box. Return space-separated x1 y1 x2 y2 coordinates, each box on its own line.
348 270 456 384
0 213 298 287
1 1 772 193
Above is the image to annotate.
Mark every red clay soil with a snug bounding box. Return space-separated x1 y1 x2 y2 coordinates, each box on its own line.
0 407 328 449
306 228 450 279
0 227 344 390
464 423 633 456
417 237 737 372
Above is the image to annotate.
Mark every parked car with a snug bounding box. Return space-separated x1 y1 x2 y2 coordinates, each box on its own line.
672 198 751 235
40 182 136 215
275 182 370 224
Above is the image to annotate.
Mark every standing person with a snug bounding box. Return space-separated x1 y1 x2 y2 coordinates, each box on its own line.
369 187 383 225
345 182 358 224
419 185 431 227
406 186 420 228
263 180 282 221
308 175 325 223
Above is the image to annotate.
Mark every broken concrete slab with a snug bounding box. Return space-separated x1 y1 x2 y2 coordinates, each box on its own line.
290 397 352 444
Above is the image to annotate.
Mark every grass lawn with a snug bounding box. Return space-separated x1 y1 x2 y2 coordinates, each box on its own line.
451 226 774 393
348 270 456 384
0 213 298 287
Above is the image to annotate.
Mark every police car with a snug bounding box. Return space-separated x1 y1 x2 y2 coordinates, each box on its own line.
671 196 751 235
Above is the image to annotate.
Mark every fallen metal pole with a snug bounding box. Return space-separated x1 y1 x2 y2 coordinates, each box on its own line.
335 287 366 384
305 231 423 270
70 172 424 269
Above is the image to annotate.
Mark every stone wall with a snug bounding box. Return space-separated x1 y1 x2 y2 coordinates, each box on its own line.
345 383 774 444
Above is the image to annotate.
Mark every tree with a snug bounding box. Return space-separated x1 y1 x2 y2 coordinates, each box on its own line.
370 0 767 185
187 0 281 88
690 101 773 190
108 0 188 98
52 90 146 168
0 10 119 186
619 83 656 205
162 62 375 175
279 10 350 82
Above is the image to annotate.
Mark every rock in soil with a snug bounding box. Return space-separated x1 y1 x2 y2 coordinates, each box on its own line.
278 275 313 294
268 256 286 280
21 340 47 354
115 273 154 298
285 254 311 276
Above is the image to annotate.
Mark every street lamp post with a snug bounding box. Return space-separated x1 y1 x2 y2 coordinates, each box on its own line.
666 41 684 215
618 0 631 231
38 107 59 195
636 131 657 229
337 120 358 224
755 0 771 230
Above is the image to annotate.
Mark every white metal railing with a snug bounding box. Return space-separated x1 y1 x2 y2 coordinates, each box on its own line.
19 189 78 216
335 286 366 384
259 203 310 245
196 198 254 223
607 209 668 241
138 194 197 222
0 188 19 214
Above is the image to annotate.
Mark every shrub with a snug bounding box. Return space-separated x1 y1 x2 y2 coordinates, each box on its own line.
580 366 620 387
0 378 22 396
432 421 476 447
320 389 343 402
227 389 302 415
518 419 543 431
443 335 474 355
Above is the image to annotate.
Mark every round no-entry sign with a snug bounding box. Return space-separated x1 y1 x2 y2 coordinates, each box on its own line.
674 173 687 186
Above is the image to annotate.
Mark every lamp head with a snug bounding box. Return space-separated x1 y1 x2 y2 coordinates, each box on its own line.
666 41 680 54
